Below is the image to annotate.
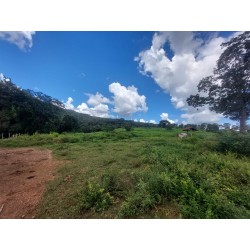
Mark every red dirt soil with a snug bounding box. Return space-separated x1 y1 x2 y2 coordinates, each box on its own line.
0 148 60 219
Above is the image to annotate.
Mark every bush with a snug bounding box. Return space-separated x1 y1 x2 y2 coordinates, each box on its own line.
207 194 250 219
117 181 156 218
79 182 114 213
217 132 250 156
101 172 128 198
50 132 59 137
147 172 173 202
124 123 133 132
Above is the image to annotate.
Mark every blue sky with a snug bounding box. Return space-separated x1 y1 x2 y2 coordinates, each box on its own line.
0 31 238 124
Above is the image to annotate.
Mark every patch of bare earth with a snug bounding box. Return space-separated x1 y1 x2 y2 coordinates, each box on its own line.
0 148 60 219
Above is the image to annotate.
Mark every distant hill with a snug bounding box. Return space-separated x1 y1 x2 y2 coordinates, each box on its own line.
0 77 157 136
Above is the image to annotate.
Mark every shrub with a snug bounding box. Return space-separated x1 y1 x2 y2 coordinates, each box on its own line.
147 172 173 202
216 132 250 156
103 125 115 132
79 182 114 213
50 132 59 137
124 123 133 132
207 194 249 219
117 181 156 218
226 189 250 210
179 187 214 219
101 172 128 198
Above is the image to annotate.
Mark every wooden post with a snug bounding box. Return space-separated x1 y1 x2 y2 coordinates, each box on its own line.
1 133 3 139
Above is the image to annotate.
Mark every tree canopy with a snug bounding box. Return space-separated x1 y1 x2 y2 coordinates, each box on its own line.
187 32 250 132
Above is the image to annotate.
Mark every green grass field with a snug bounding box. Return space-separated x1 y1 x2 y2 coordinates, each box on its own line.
1 128 250 218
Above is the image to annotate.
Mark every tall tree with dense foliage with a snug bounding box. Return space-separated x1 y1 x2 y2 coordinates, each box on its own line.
187 32 250 132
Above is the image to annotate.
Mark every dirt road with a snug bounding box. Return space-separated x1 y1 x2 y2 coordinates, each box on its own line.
0 148 59 219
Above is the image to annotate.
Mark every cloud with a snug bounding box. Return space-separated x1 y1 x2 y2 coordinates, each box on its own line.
64 97 74 110
160 113 175 124
76 102 91 115
109 82 148 116
88 103 110 118
139 118 157 124
76 102 110 118
0 31 35 51
86 92 111 106
149 120 157 124
64 96 110 118
64 82 148 119
181 108 223 124
136 31 235 124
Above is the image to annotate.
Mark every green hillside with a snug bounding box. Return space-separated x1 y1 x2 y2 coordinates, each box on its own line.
0 79 156 136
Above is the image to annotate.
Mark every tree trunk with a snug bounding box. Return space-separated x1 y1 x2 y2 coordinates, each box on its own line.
239 108 247 133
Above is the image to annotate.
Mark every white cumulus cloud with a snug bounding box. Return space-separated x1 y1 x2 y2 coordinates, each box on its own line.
76 102 91 115
181 108 223 124
139 118 156 124
109 82 148 117
86 92 111 106
0 31 35 51
64 82 148 119
160 112 175 124
64 95 110 118
64 97 74 110
89 103 110 118
136 31 236 124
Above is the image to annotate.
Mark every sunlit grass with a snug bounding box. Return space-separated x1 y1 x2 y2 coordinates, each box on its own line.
0 128 249 218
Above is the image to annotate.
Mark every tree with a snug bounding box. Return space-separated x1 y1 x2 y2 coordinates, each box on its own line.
206 123 219 132
187 32 250 132
200 123 208 131
223 123 231 130
159 120 171 128
124 122 133 131
59 115 79 132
